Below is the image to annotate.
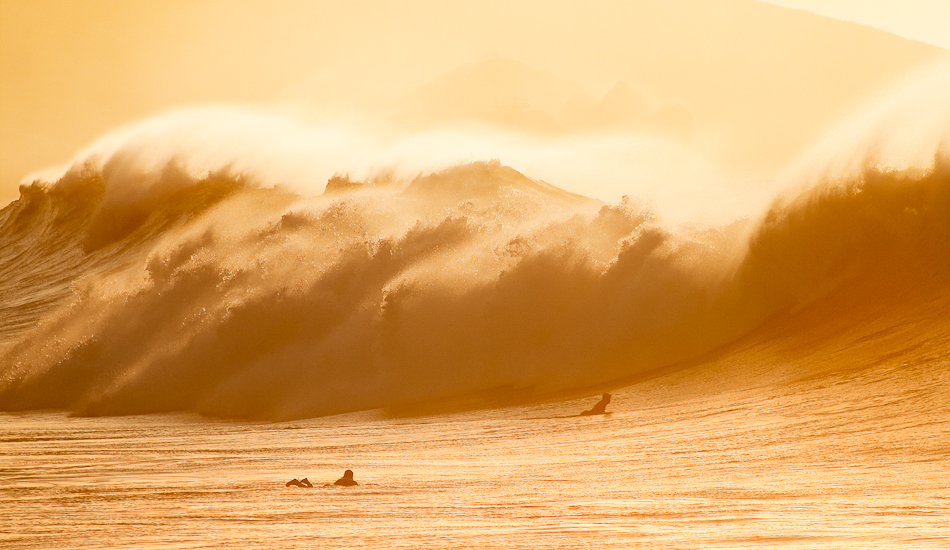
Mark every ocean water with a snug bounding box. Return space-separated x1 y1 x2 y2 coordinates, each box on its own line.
2 355 947 550
3 59 950 548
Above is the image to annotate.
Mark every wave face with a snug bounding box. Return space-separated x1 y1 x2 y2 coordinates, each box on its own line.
2 62 950 420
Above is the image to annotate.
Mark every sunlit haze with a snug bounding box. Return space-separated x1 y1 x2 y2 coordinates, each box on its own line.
2 0 947 207
3 2 950 548
759 0 950 50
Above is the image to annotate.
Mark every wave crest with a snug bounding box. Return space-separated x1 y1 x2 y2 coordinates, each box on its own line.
3 61 950 419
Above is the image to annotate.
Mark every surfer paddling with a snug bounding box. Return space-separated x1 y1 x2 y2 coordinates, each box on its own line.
333 469 358 486
286 469 358 488
579 392 611 416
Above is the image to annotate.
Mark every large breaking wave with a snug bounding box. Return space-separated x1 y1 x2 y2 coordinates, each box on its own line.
2 61 949 420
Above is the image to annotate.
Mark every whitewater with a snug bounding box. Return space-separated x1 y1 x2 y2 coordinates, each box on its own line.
2 61 950 547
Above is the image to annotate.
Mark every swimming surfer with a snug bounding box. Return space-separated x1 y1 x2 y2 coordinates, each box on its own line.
286 469 358 487
333 469 358 486
579 392 611 416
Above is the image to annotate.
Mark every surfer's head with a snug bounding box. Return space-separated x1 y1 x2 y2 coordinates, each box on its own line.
342 469 354 479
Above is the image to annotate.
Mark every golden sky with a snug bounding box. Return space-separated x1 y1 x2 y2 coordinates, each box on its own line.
1 0 947 205
761 0 950 49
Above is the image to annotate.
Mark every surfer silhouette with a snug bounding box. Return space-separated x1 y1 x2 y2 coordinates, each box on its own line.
579 393 611 416
333 469 358 486
286 470 358 487
286 477 313 487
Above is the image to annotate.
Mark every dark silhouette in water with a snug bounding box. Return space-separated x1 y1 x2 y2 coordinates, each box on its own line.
333 469 358 486
286 477 313 487
286 470 358 487
579 393 611 416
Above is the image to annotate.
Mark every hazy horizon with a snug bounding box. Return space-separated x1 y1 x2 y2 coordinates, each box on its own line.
2 0 948 206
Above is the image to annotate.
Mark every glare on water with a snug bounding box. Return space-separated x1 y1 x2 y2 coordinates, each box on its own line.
3 357 947 549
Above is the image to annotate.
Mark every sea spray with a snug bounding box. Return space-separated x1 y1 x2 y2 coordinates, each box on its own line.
0 150 758 418
3 60 950 419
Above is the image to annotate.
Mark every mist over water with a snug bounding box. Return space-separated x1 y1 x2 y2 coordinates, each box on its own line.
5 3 950 547
2 58 950 421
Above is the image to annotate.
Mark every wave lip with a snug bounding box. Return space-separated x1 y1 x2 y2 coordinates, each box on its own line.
4 60 950 419
4 150 950 419
0 157 754 419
